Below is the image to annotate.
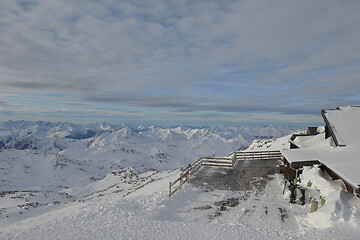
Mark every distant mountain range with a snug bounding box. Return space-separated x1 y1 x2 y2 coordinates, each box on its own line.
0 120 298 149
0 120 299 225
0 120 299 192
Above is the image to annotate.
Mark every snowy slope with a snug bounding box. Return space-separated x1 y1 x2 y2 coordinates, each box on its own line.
0 121 298 191
1 167 359 239
1 122 360 239
0 121 298 220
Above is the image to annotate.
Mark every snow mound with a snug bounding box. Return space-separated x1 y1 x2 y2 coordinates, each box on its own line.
298 165 360 229
246 134 294 151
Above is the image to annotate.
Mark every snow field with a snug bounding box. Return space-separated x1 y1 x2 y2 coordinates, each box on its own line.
1 122 360 239
1 166 360 239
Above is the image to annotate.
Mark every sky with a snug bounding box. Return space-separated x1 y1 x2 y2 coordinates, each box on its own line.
0 0 359 127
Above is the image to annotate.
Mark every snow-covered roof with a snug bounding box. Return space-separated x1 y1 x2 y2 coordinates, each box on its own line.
290 133 325 149
283 148 360 189
282 106 360 188
322 106 360 147
282 135 360 189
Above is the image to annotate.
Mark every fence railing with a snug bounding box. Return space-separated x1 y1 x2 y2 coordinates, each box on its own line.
169 156 234 197
235 150 282 161
169 150 282 197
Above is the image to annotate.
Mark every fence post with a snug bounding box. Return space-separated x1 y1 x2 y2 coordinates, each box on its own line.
186 168 190 183
169 182 172 197
180 173 183 188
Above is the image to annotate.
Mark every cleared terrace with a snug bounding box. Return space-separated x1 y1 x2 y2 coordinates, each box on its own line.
169 150 282 196
190 159 281 192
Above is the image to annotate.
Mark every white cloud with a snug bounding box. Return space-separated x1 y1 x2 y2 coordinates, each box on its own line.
0 0 359 124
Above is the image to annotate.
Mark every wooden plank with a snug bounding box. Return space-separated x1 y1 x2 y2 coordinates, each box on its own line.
171 186 181 195
290 160 320 168
202 162 233 167
235 153 281 156
235 154 282 158
235 157 282 161
202 159 233 164
235 150 280 154
169 182 171 197
172 178 180 185
236 154 280 157
235 154 282 157
201 157 233 160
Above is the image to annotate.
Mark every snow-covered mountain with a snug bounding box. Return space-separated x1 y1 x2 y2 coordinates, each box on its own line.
0 120 298 197
0 121 298 223
1 121 359 239
0 120 296 150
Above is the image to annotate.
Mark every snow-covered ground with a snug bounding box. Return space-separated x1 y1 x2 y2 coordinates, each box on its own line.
1 166 359 239
1 121 359 239
0 121 297 192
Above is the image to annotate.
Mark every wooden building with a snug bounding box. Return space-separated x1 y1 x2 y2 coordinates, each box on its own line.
280 106 360 197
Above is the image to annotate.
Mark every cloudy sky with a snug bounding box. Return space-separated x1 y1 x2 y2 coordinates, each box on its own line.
0 0 359 126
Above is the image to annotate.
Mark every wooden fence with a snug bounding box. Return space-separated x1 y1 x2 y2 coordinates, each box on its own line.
169 150 282 197
234 150 282 161
169 156 234 197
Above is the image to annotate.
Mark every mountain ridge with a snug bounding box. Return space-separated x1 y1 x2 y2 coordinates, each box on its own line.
0 120 299 194
0 120 299 149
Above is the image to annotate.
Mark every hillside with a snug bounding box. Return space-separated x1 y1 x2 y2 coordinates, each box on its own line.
0 121 297 190
3 122 359 239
